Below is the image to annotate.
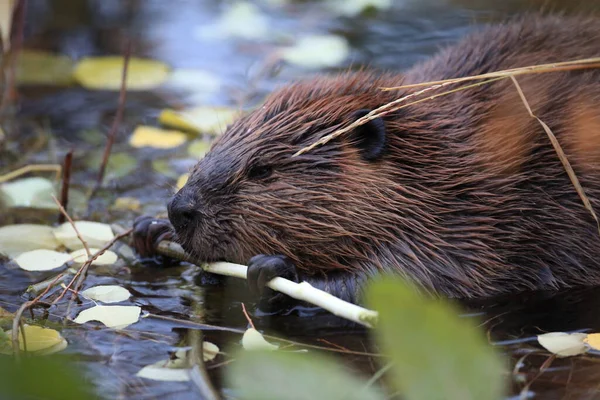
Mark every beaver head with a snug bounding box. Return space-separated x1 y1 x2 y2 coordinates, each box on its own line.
167 72 418 273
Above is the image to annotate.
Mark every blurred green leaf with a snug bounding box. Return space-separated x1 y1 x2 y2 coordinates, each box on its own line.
366 278 505 400
227 350 385 400
85 152 137 180
16 50 74 86
0 356 97 399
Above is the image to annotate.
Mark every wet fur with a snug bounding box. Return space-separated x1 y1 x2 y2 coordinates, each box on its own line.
173 15 600 301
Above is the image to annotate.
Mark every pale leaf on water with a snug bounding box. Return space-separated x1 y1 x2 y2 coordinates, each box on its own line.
70 248 118 266
176 173 189 190
537 332 588 357
129 126 188 149
327 0 391 16
203 341 220 361
53 221 114 250
194 2 269 40
159 106 238 135
281 35 350 69
74 305 141 329
81 285 131 303
3 325 67 356
0 224 60 258
73 56 170 90
242 328 279 351
0 177 57 209
136 349 190 382
15 249 71 271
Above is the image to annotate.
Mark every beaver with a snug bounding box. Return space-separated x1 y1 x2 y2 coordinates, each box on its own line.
134 14 600 309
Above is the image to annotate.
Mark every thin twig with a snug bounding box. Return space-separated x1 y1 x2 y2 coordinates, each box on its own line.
58 149 73 224
51 195 91 258
91 40 132 197
240 303 255 329
510 76 600 236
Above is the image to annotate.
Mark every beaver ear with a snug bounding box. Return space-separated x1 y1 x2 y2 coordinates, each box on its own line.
351 109 386 161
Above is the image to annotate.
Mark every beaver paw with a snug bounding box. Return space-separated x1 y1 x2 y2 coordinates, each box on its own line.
132 215 178 266
247 255 299 311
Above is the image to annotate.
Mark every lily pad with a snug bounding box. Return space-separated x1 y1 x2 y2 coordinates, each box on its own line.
53 221 115 250
129 126 188 149
69 248 118 266
0 224 61 258
3 325 67 356
16 50 74 86
0 177 57 209
159 106 238 135
85 152 137 181
281 35 350 69
74 305 141 329
15 249 71 272
73 56 170 91
81 285 131 303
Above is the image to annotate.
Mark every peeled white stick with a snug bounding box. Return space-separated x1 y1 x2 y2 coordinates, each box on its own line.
156 241 379 328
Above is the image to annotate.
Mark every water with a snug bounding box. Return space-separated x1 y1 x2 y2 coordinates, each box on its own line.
2 0 600 398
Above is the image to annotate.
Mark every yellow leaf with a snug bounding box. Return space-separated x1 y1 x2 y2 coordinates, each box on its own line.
584 333 600 351
16 50 74 86
5 325 67 355
15 249 71 271
242 328 279 351
537 332 587 357
69 248 118 266
159 106 238 135
73 56 170 90
129 126 188 149
111 196 141 211
176 173 189 189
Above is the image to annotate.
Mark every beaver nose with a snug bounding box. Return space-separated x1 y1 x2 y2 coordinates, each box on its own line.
168 192 200 231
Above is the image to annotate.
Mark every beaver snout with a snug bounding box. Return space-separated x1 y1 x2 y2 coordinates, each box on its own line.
168 191 200 233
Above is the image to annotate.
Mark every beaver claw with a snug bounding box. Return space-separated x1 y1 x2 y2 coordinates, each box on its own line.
132 215 178 265
247 254 299 310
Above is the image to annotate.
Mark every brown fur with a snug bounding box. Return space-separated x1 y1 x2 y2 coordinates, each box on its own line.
173 14 600 300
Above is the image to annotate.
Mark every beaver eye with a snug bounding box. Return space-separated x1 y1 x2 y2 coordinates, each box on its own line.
248 165 273 181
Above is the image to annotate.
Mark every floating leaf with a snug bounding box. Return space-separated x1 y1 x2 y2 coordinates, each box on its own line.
73 56 170 90
111 196 141 212
188 140 211 159
81 285 131 303
69 248 118 266
159 106 238 135
53 221 114 250
16 50 74 86
137 350 190 382
538 332 588 357
129 126 188 149
0 224 61 258
227 350 384 400
15 249 70 271
367 278 505 400
85 152 137 181
3 325 67 356
281 35 350 69
74 305 141 329
194 2 269 40
242 328 279 351
584 333 600 351
176 174 189 190
327 0 391 16
203 341 220 362
0 177 57 209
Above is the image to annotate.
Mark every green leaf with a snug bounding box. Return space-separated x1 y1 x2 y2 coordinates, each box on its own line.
16 50 74 86
0 356 97 400
227 350 385 400
366 278 505 400
85 152 137 180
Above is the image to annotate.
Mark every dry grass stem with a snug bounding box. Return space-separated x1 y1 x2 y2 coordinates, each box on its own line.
0 163 61 183
510 76 600 236
383 57 600 91
51 195 91 258
294 76 505 157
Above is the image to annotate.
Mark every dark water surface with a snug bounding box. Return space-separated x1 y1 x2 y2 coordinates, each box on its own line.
2 0 600 399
